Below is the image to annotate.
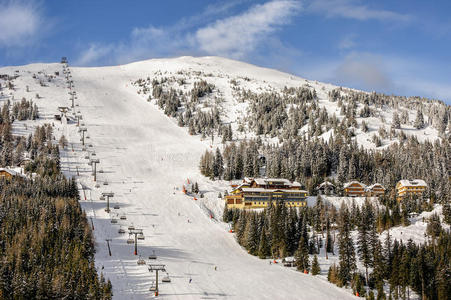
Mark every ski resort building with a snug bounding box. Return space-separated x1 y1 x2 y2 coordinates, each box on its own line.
0 168 24 179
225 178 308 209
365 183 386 197
343 181 366 197
396 179 427 201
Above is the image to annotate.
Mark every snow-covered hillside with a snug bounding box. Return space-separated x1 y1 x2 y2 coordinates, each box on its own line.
0 58 363 299
127 56 448 150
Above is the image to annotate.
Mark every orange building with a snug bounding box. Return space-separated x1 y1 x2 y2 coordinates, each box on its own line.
365 183 386 197
343 181 366 197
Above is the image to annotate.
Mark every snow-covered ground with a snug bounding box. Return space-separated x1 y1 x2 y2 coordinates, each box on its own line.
3 56 446 299
0 60 360 299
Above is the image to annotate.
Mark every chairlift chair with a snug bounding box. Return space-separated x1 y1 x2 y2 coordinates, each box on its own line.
126 234 134 244
137 256 146 265
162 273 171 283
137 233 145 240
128 225 135 231
103 181 109 185
120 214 127 220
95 183 100 188
149 281 157 292
99 169 104 173
149 250 157 260
99 195 105 201
114 204 120 209
118 227 125 234
111 217 118 224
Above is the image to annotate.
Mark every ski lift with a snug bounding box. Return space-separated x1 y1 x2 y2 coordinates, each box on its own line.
137 232 145 240
149 281 157 292
88 161 92 166
95 183 100 188
126 234 134 244
88 144 93 147
128 224 135 231
114 204 120 209
100 195 105 201
120 214 127 220
162 273 171 283
84 154 89 159
137 256 146 265
103 181 109 185
118 227 125 234
149 250 157 260
111 218 118 224
99 169 104 173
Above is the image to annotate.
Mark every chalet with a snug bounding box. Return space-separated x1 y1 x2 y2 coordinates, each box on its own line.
396 179 427 201
0 168 21 179
316 181 336 195
343 181 366 197
365 183 385 197
225 178 308 209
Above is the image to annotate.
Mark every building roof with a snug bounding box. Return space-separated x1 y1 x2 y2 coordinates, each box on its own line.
317 181 335 189
397 179 427 187
343 181 366 189
0 168 18 176
366 183 385 191
241 187 308 194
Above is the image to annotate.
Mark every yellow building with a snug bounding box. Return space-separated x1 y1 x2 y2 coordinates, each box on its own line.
396 179 427 201
343 181 366 197
225 178 308 209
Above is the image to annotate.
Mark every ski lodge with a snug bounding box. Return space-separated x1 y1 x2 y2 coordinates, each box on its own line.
0 168 25 180
343 181 366 197
365 183 386 197
396 179 427 201
225 178 308 209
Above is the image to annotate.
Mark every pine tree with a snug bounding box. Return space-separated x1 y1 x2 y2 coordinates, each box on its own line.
414 109 424 129
311 255 320 275
392 111 401 129
245 214 259 255
358 200 374 286
295 236 310 272
213 148 224 179
258 227 270 259
338 204 356 285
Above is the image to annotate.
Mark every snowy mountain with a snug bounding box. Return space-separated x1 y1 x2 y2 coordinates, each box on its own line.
0 56 449 299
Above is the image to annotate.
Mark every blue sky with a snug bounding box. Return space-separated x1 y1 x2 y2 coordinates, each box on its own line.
0 0 450 104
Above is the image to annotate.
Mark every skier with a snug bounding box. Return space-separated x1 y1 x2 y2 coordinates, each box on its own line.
214 266 217 271
189 278 192 284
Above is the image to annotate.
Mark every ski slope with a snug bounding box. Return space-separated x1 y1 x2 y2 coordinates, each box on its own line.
55 63 358 299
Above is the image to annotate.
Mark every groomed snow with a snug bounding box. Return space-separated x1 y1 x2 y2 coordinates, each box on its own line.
0 58 360 299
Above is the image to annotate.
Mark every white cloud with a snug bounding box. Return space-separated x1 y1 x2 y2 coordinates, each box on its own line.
307 0 411 22
75 0 302 66
194 0 301 59
334 52 392 91
0 1 45 48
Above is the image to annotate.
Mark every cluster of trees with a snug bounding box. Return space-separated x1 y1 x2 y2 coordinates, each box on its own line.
202 133 450 205
144 77 230 139
0 177 112 299
329 87 451 136
224 197 450 299
11 98 39 121
0 126 112 298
